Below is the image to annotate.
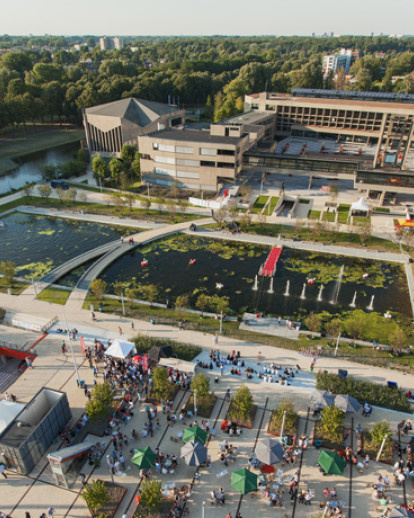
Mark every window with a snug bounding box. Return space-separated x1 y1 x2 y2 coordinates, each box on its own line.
200 148 217 156
200 160 215 167
175 146 193 154
158 143 175 152
155 167 175 177
155 156 175 165
251 103 259 109
217 162 234 168
217 149 235 156
176 158 199 167
266 105 275 111
177 170 200 179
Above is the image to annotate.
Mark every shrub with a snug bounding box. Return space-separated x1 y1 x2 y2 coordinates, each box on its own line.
151 366 173 401
132 334 201 361
370 420 392 448
86 383 114 420
136 479 162 517
270 399 299 436
319 405 345 444
229 385 254 423
316 371 412 413
81 480 110 514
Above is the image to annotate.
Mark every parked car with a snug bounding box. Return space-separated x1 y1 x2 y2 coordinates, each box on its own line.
50 180 69 190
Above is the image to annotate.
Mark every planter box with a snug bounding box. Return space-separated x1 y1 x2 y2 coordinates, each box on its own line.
226 403 257 429
361 431 394 465
185 394 217 418
267 411 299 441
146 384 180 405
312 422 345 450
92 481 126 518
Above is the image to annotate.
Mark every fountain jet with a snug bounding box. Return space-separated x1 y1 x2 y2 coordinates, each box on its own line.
284 280 290 297
349 291 357 308
317 285 324 302
252 275 258 291
267 278 274 294
300 283 306 300
367 295 374 311
330 265 345 305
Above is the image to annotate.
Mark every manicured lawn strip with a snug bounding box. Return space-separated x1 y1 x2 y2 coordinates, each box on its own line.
374 207 390 213
36 286 71 305
267 196 280 214
308 210 321 220
354 216 371 225
337 212 349 224
338 204 351 212
252 196 269 213
322 212 335 222
0 278 27 295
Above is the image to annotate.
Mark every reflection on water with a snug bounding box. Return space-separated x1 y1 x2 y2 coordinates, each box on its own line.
0 213 125 279
100 236 411 318
0 144 77 194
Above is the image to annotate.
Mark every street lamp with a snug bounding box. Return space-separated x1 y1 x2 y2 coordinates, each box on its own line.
63 312 81 386
202 501 205 518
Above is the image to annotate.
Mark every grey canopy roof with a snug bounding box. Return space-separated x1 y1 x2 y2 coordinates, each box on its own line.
255 438 284 465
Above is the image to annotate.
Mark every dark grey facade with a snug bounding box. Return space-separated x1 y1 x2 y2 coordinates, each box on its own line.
0 388 71 475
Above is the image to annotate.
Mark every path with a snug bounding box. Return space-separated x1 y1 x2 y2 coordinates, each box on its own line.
64 218 213 312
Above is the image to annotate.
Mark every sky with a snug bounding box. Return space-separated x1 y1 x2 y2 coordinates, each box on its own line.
2 0 414 37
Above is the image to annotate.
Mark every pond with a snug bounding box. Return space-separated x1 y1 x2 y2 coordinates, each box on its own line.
0 212 130 279
99 235 411 318
0 143 78 194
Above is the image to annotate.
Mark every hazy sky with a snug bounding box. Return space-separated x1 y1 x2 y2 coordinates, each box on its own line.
2 0 414 37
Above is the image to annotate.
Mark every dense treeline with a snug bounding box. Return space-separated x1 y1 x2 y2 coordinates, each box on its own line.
0 35 414 130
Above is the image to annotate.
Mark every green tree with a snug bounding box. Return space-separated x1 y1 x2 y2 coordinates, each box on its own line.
175 294 189 319
91 154 109 190
126 281 140 309
196 293 210 317
230 385 254 423
344 312 366 340
359 222 372 246
319 405 345 444
85 383 114 420
0 260 16 288
90 279 107 303
305 312 321 334
81 480 110 514
151 366 171 400
370 420 392 448
131 152 141 180
38 184 52 200
191 372 211 404
325 318 344 338
120 143 137 165
141 284 158 305
22 183 33 198
124 193 135 213
270 399 299 436
389 326 407 349
137 479 162 517
109 158 124 187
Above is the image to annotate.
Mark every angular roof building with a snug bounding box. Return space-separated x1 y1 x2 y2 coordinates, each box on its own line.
83 97 185 157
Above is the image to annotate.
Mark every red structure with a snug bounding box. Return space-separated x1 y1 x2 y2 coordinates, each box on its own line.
259 246 283 277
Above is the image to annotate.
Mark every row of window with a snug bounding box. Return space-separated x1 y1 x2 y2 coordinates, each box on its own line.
155 166 200 180
154 156 235 169
152 143 235 156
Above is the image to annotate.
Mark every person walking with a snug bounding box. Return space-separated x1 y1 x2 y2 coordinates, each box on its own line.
47 508 54 517
131 321 135 330
213 334 218 346
0 463 7 478
25 513 31 518
118 326 123 336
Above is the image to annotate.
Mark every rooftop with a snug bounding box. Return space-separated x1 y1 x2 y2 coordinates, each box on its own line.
143 127 246 145
84 97 182 127
220 110 274 126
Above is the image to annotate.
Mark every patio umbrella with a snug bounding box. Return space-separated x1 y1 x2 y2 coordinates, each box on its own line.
131 447 157 470
310 389 335 409
182 426 207 445
388 508 414 518
334 394 361 413
181 440 207 466
231 468 258 495
318 450 347 475
255 438 284 465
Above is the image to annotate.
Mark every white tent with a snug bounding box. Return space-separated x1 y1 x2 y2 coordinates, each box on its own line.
104 340 135 359
0 400 25 435
351 197 370 214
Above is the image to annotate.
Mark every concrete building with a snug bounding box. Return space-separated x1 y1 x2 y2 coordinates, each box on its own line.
99 36 123 50
83 98 185 158
138 125 251 191
0 388 71 475
322 48 359 78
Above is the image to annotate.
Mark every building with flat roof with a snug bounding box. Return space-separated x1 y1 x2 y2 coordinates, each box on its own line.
83 98 185 158
138 125 251 190
0 388 71 475
245 89 414 171
99 36 123 50
322 48 360 78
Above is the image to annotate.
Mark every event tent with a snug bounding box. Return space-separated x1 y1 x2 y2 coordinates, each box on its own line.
104 340 135 359
350 197 370 214
158 357 197 374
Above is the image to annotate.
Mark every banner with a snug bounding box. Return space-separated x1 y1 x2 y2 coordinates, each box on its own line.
80 336 86 355
142 354 148 372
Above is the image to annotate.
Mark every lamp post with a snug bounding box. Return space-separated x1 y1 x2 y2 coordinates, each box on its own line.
194 390 197 416
334 333 341 357
280 410 287 443
63 313 81 386
202 501 205 518
32 277 38 297
376 434 388 462
219 311 223 335
121 291 125 316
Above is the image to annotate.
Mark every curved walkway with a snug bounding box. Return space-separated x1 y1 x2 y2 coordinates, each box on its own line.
64 218 213 312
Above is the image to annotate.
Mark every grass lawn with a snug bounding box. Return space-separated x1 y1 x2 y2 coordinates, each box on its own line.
252 195 269 214
0 128 85 163
337 212 349 224
322 211 336 222
353 216 371 225
308 210 321 220
0 278 27 295
374 207 390 213
37 286 71 305
267 196 280 214
338 204 351 212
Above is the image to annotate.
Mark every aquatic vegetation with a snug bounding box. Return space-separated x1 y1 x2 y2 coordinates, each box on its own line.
38 229 55 236
16 260 54 279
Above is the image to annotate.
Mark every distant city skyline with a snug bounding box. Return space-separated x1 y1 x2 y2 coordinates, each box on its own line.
2 0 414 37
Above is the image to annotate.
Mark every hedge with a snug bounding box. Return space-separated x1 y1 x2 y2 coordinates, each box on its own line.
316 371 412 413
131 334 201 362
